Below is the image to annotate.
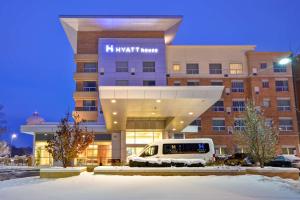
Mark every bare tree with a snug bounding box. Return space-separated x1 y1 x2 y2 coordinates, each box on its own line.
46 113 94 168
234 101 279 168
0 141 10 157
0 105 7 134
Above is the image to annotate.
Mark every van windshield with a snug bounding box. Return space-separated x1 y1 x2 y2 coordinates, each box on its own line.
140 145 158 157
163 143 210 154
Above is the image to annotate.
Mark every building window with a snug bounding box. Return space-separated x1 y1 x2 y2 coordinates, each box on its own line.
262 98 270 108
282 147 296 155
83 63 97 72
273 62 287 73
231 81 244 92
277 99 291 111
229 63 243 74
81 100 97 111
265 118 273 127
212 101 224 112
234 119 245 131
262 80 269 88
260 63 267 69
173 133 184 139
172 64 181 72
173 81 181 86
115 80 129 86
279 118 293 131
116 61 128 72
143 80 156 86
186 63 199 74
209 63 222 74
275 80 289 92
215 146 228 155
212 119 225 131
190 119 201 131
232 100 245 112
211 80 223 86
187 80 200 86
143 61 155 72
82 81 97 92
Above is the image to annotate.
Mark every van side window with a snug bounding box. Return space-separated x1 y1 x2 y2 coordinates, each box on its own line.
163 143 210 154
140 146 158 157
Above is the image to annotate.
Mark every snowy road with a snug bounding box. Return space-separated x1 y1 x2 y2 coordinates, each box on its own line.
0 172 299 200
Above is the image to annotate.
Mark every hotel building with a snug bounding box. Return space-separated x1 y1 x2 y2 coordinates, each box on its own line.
21 15 300 166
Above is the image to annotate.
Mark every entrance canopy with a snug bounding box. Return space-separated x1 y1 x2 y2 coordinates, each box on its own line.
99 86 224 132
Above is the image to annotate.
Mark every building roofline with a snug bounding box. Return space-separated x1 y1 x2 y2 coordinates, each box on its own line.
59 15 183 19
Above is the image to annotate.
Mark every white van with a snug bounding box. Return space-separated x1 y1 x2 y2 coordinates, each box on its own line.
135 138 215 162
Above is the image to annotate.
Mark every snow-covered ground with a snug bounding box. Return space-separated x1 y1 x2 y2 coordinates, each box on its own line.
0 172 299 200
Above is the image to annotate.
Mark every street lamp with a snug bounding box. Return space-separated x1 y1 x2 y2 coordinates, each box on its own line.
10 133 17 158
278 57 292 65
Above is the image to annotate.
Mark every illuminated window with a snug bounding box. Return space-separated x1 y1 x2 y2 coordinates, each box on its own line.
172 64 181 71
229 63 243 74
126 131 162 145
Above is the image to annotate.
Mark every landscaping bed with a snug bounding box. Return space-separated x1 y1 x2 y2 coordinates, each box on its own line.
40 167 86 178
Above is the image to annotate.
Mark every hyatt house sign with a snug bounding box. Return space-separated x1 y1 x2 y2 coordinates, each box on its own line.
105 44 159 54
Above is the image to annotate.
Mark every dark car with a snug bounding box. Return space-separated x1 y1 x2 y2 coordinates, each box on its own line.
224 153 254 166
265 155 294 168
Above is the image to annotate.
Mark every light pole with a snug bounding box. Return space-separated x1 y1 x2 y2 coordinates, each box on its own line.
10 133 17 158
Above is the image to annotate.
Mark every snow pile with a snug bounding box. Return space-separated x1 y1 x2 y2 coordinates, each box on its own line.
129 157 206 167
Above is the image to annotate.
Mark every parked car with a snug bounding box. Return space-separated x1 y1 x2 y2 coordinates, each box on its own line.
224 153 254 166
266 155 300 168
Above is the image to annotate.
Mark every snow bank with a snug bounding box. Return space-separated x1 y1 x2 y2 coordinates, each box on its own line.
129 157 206 166
40 167 86 172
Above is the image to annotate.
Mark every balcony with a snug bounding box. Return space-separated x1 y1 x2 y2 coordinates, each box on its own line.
212 126 226 132
276 86 289 92
273 67 287 73
279 125 293 131
231 87 244 93
74 54 98 62
277 106 291 112
74 72 98 81
232 106 245 112
75 106 97 111
212 106 225 112
209 69 222 74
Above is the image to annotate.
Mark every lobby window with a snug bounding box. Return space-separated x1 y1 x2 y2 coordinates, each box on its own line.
260 63 268 69
211 80 223 86
209 63 222 74
187 80 200 86
212 119 225 132
234 119 245 131
232 100 245 112
82 100 97 111
126 131 162 145
186 63 199 74
83 63 97 72
262 98 271 108
172 64 181 72
116 61 129 72
277 99 291 111
115 80 129 86
229 63 243 74
143 61 155 72
231 81 244 92
212 101 225 112
282 147 296 155
262 80 269 88
83 81 97 92
273 62 287 73
275 80 289 92
143 80 156 86
173 81 181 86
279 118 293 131
190 119 201 131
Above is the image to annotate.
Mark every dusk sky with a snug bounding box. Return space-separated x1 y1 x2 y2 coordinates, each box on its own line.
0 0 300 148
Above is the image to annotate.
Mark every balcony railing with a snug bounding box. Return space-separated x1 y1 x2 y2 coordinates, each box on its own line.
186 69 199 74
213 126 226 131
231 87 244 92
75 106 97 111
212 106 225 112
234 126 245 131
276 86 288 92
279 125 293 131
209 69 222 74
82 87 97 92
273 67 287 73
232 106 245 112
277 106 291 112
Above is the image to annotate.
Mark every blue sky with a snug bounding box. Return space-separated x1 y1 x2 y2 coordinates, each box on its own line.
0 0 300 147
